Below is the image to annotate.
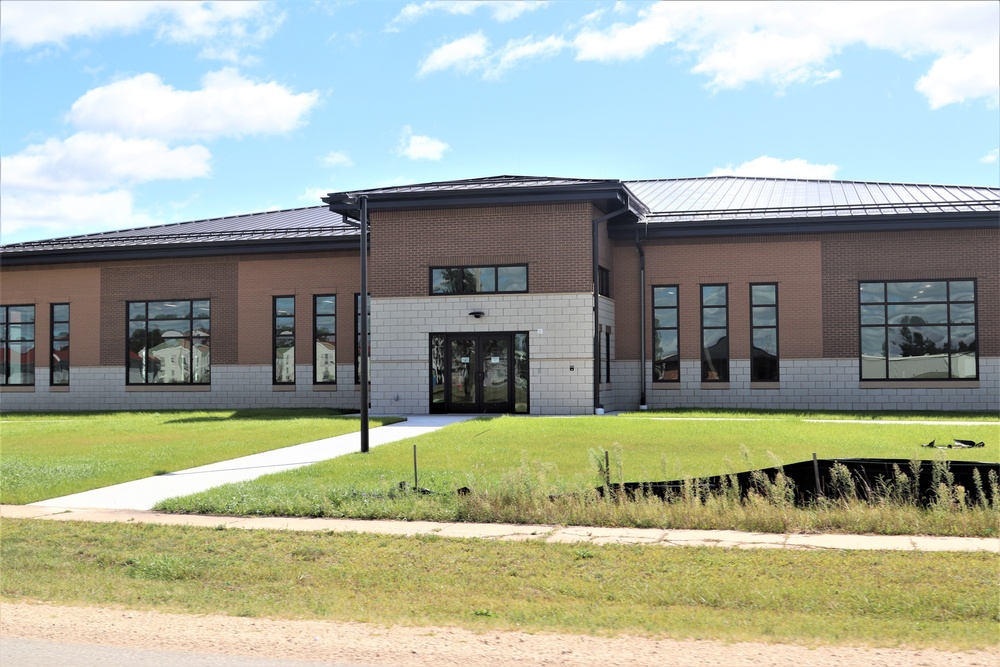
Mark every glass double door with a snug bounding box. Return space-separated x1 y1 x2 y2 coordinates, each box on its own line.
431 332 528 414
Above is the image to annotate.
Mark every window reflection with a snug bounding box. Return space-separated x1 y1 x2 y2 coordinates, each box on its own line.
652 286 679 382
859 280 977 380
127 299 210 384
2 305 36 386
314 295 336 384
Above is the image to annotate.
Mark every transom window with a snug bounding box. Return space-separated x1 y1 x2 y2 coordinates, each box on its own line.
701 285 729 382
860 280 977 380
652 286 679 382
127 300 210 384
1 305 35 386
430 265 527 294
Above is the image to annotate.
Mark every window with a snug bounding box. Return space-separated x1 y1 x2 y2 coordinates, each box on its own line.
1 305 35 386
860 280 977 380
430 265 527 294
127 300 210 384
314 295 336 384
598 266 611 297
51 304 70 386
605 329 611 383
652 286 679 382
701 285 729 382
750 284 778 382
273 296 295 384
354 293 370 384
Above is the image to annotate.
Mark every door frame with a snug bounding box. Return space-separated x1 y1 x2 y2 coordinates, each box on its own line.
429 331 528 414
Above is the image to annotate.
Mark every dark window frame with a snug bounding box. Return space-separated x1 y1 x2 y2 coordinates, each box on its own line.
1 304 36 386
428 264 528 295
313 294 337 385
652 285 680 383
858 279 979 381
700 284 729 382
126 299 211 385
273 295 295 385
51 303 70 386
604 328 611 384
598 266 611 298
750 283 779 382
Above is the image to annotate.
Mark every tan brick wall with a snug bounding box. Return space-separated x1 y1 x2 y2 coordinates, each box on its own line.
821 227 1000 358
370 203 594 297
0 264 102 366
613 236 824 361
237 251 360 365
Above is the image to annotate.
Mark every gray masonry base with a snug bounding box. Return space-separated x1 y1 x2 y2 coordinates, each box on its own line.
4 358 996 414
0 364 362 412
606 357 999 412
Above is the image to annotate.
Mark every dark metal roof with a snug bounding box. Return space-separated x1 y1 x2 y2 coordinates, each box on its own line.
3 175 997 264
626 176 1000 222
1 206 358 264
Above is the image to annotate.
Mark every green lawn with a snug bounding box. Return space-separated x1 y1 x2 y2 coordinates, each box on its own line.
2 519 997 650
157 412 999 535
0 410 400 504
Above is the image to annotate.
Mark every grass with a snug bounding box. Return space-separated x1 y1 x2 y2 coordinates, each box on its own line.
0 409 401 504
2 518 997 649
157 412 999 536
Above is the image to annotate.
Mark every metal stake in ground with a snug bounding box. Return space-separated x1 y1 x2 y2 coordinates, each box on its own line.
413 444 418 489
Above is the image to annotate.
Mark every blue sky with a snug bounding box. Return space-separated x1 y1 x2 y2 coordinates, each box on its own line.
1 0 997 245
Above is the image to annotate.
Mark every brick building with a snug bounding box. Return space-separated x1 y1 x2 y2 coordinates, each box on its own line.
2 175 997 414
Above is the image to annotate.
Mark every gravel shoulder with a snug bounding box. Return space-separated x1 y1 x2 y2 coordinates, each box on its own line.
2 601 997 667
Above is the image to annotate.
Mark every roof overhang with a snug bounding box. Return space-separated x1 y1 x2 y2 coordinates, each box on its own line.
325 181 649 225
0 236 361 267
608 210 999 240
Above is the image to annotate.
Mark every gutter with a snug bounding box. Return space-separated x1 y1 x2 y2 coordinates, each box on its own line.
635 229 647 410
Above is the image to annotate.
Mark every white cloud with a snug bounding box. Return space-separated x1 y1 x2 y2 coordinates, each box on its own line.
487 35 567 79
67 69 320 140
419 33 490 76
709 156 840 180
916 40 1000 109
389 1 546 31
299 187 332 204
570 1 999 106
419 32 567 79
2 133 211 192
320 151 353 168
397 126 449 160
0 190 159 245
980 149 999 165
0 1 281 63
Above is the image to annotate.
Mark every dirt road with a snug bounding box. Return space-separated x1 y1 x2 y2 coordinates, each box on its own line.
2 601 996 667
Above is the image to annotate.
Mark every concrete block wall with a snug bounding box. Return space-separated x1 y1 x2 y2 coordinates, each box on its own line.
1 364 362 411
369 293 595 415
608 357 999 412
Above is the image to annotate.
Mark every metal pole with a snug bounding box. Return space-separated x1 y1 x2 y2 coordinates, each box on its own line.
359 195 369 454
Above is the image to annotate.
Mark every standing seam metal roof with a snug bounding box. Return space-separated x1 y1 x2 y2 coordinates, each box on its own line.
2 176 997 256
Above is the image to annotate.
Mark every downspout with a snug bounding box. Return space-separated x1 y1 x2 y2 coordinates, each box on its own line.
593 203 629 415
635 229 648 410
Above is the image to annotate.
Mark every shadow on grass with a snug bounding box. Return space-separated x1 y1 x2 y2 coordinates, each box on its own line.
165 409 358 424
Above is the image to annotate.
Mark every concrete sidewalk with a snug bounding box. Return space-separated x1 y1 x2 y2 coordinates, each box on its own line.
29 415 480 511
3 504 997 553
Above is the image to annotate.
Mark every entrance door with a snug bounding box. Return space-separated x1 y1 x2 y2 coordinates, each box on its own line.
431 332 527 414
